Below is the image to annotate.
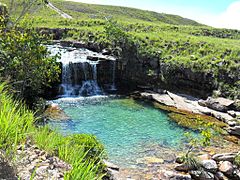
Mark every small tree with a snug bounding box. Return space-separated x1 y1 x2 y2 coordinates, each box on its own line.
0 9 60 104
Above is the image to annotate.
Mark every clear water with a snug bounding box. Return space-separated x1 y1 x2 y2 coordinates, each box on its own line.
49 97 197 167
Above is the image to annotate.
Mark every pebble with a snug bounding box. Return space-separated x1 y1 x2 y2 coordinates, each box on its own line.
15 142 72 180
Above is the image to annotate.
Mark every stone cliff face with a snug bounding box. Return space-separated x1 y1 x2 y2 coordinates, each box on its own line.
116 45 216 97
47 39 236 98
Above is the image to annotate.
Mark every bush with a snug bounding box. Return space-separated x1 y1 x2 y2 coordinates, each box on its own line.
0 16 60 103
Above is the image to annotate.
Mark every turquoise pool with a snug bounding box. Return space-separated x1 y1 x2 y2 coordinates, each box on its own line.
49 96 196 167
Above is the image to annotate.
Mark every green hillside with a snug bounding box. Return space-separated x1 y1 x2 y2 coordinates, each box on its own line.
1 0 240 98
2 0 204 26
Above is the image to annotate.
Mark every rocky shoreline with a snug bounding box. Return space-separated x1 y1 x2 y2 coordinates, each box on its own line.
134 90 240 137
0 140 72 180
174 152 240 180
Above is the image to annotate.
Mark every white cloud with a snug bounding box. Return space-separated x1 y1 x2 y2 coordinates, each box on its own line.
194 1 240 30
64 0 240 30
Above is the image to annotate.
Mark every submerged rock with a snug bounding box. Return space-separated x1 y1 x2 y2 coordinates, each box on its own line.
163 170 192 180
44 103 70 121
144 157 164 164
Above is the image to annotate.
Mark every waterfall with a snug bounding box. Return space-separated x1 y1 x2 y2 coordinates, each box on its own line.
47 44 117 97
79 62 102 96
60 61 103 97
110 61 117 91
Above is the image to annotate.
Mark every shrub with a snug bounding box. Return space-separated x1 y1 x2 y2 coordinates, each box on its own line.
0 15 60 103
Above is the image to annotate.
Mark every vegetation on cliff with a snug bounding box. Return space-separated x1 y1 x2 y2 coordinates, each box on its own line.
0 8 60 103
3 0 238 98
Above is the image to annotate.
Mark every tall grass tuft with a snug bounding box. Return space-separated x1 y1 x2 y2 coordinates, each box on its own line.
33 127 106 179
0 82 35 155
0 82 106 179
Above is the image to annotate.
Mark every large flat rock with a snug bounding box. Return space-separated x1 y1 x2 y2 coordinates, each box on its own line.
140 91 235 123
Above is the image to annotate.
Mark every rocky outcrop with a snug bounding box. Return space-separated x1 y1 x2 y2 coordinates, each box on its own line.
138 91 237 123
175 152 240 180
199 97 235 112
0 141 71 180
116 45 217 98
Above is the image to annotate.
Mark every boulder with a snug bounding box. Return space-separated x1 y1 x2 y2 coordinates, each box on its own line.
233 169 240 179
106 168 119 180
227 119 238 127
219 161 234 177
212 153 236 162
103 160 119 171
227 126 240 137
227 110 237 118
215 171 228 180
230 100 240 112
201 160 218 173
87 55 99 61
60 40 73 47
190 170 215 180
175 163 195 172
199 171 215 180
144 157 164 164
72 41 85 48
44 103 70 121
189 170 202 179
102 48 111 55
203 97 234 112
198 99 207 107
164 171 192 180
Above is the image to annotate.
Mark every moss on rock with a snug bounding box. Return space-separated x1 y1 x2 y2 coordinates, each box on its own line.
153 102 227 134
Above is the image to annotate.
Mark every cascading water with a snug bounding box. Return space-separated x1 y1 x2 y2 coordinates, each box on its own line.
47 44 117 97
61 63 74 96
110 61 117 91
78 62 102 96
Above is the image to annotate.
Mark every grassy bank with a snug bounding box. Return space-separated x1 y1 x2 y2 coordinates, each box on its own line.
0 82 105 179
2 0 240 98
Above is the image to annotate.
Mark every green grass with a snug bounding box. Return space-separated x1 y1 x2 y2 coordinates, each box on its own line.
0 82 105 179
1 0 240 98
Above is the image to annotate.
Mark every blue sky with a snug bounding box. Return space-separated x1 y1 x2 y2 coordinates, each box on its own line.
66 0 240 29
